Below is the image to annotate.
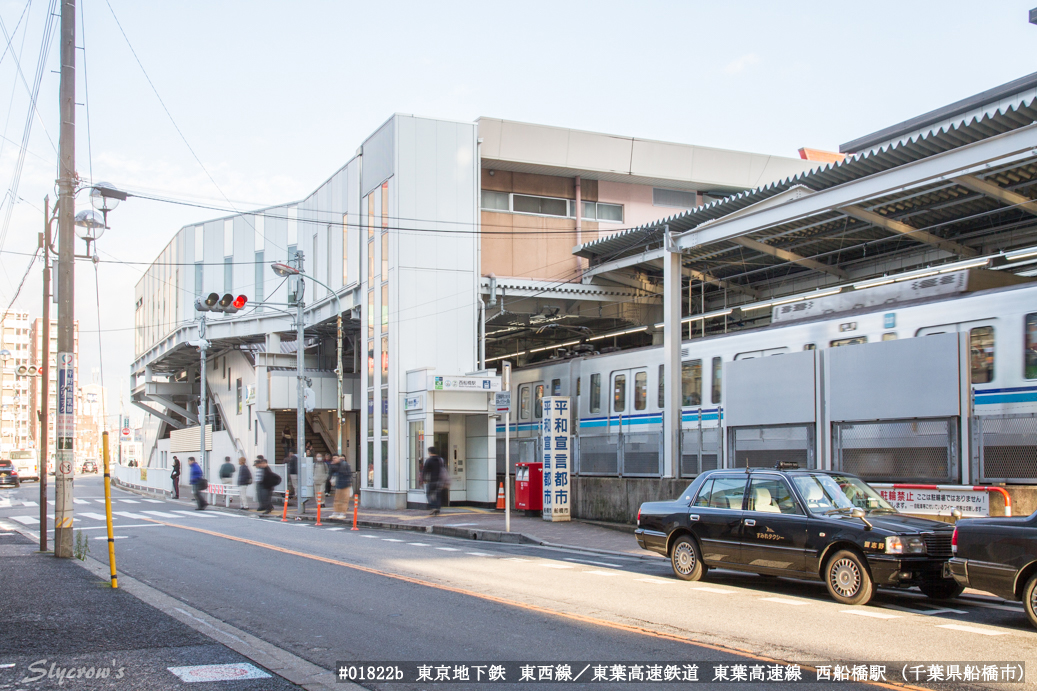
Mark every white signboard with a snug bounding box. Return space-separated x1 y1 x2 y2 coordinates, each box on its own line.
404 394 424 411
874 486 990 517
541 396 571 522
56 352 74 452
429 375 502 392
494 391 511 413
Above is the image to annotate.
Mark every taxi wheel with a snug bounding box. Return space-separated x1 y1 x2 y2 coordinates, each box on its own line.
825 550 874 606
670 535 704 581
918 579 964 600
1024 573 1037 630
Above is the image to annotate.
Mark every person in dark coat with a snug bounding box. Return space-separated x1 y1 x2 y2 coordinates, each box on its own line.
422 447 443 515
236 457 253 510
170 456 181 499
286 453 299 499
188 457 207 510
219 456 235 483
331 455 354 519
281 425 294 457
256 458 280 514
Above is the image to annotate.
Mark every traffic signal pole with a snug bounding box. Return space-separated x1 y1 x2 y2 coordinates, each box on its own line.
296 251 306 517
54 0 76 558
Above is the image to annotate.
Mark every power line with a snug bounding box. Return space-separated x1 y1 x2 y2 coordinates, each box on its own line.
0 247 39 320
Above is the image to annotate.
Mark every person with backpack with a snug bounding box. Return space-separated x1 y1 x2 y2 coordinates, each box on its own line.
236 457 253 510
331 455 354 519
256 458 281 515
188 457 207 510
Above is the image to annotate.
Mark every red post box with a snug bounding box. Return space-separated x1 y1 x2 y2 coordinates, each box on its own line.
515 462 543 512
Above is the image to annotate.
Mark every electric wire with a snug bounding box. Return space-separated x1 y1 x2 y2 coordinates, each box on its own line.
0 247 39 321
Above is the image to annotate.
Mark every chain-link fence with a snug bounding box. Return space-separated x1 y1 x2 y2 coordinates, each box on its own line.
681 423 721 477
621 431 662 476
576 434 619 475
728 424 815 469
977 414 1037 483
833 418 956 483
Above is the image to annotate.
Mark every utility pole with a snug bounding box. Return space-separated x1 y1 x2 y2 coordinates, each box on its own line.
40 198 52 552
54 0 76 558
295 250 306 516
198 315 207 480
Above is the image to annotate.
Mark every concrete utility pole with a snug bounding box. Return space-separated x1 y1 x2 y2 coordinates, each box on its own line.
54 0 77 558
295 250 306 516
198 315 207 479
40 198 52 552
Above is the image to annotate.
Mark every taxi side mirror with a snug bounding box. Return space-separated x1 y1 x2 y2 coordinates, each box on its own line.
851 507 873 530
951 508 962 522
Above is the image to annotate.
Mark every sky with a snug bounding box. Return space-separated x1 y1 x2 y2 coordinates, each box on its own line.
0 0 1035 424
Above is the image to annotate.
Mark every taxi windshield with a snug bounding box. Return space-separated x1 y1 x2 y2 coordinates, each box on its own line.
792 474 897 515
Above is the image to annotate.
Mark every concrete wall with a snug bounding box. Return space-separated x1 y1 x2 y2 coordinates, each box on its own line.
572 476 690 525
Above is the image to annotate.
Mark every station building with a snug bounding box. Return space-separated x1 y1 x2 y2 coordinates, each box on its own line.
129 116 814 509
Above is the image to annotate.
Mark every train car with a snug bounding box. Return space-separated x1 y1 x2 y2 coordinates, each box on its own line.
496 270 1037 483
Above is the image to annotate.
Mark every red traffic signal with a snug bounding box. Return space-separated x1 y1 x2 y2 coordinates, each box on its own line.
233 295 247 310
195 293 248 314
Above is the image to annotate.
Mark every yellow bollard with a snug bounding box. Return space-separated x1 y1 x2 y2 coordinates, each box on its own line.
102 432 118 588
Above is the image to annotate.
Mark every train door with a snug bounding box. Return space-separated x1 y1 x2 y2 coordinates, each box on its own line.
610 367 648 474
917 319 998 386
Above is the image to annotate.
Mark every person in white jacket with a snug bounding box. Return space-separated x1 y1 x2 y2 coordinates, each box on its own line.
312 453 330 509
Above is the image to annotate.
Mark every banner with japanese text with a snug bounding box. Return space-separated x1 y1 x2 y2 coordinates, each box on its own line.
541 396 571 522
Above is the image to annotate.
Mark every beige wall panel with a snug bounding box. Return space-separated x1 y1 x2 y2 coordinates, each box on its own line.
566 130 633 173
690 146 754 188
511 172 573 199
480 211 515 276
630 139 695 181
597 180 679 232
477 118 503 159
748 155 822 188
497 121 570 167
481 169 513 193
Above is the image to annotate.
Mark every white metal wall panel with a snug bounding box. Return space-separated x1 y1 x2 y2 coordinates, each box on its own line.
362 119 394 196
724 350 816 427
827 333 961 422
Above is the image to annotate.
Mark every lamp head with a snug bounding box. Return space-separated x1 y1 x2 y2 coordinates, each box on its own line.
75 210 106 240
90 182 125 212
270 262 299 278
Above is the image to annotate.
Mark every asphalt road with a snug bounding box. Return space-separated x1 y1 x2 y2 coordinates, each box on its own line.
2 477 1033 690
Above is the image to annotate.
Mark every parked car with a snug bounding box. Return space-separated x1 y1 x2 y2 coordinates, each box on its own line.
948 510 1037 629
635 465 961 605
0 460 20 488
81 460 99 474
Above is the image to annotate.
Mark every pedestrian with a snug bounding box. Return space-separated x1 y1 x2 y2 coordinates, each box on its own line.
286 452 299 500
439 453 451 510
332 456 353 519
305 440 314 459
422 447 443 515
170 456 181 499
256 458 281 514
219 456 235 484
281 425 294 457
188 457 208 510
236 457 252 510
312 453 329 509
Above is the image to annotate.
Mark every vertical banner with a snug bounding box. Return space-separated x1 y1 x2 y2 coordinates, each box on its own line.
541 396 571 522
55 352 75 530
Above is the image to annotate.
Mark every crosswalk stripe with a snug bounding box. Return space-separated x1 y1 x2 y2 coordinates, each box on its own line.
760 597 810 606
142 499 163 503
73 499 90 505
142 511 180 518
119 499 141 504
114 511 147 519
326 527 345 531
172 510 221 518
80 512 109 521
936 624 1008 636
11 515 39 525
841 609 900 619
21 501 38 507
584 570 621 576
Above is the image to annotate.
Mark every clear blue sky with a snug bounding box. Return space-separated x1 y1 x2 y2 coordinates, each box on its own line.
0 0 1034 421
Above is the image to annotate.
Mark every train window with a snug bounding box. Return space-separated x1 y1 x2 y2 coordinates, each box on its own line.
589 374 601 413
576 377 581 396
803 344 816 351
613 374 626 413
519 385 531 420
711 357 722 405
551 378 561 396
658 365 665 408
1026 314 1037 379
534 384 545 418
681 360 702 407
882 332 897 341
634 371 648 411
830 336 868 347
970 326 994 384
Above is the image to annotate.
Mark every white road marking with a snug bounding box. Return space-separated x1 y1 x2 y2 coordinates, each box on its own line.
634 578 672 584
172 511 220 518
141 511 180 519
21 501 37 507
958 601 1025 613
68 524 161 530
882 604 968 615
361 535 378 539
10 515 39 525
73 498 90 505
504 558 531 562
435 547 459 551
466 552 493 557
443 522 477 527
114 511 147 519
539 563 573 569
326 527 345 531
564 557 622 568
407 543 430 547
94 535 128 540
691 586 735 594
841 609 900 619
383 538 403 542
584 570 621 577
80 512 109 521
94 499 109 504
936 624 1008 636
760 597 810 606
142 499 164 503
119 499 141 504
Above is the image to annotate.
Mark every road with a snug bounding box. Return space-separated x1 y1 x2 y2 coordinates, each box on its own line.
1 476 1033 690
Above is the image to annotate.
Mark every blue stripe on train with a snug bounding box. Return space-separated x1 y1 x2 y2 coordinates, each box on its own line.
974 385 1037 405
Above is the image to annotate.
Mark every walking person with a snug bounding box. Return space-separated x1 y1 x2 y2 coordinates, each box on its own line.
219 456 235 484
332 456 353 519
439 454 451 510
312 453 329 509
188 457 208 510
305 440 314 459
281 425 294 458
286 452 299 500
256 458 281 514
422 447 443 516
170 456 181 499
236 457 252 510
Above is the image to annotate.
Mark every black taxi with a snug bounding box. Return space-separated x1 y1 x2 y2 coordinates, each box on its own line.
635 464 959 605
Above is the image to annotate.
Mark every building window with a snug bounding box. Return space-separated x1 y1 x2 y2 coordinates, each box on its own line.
381 388 389 437
1026 314 1037 379
367 192 375 240
634 371 647 411
970 326 994 384
381 285 388 333
380 439 388 489
882 332 897 341
551 378 561 396
612 374 626 413
658 364 665 409
711 357 722 405
653 188 699 209
534 384 544 419
367 290 374 339
367 390 374 440
194 262 203 296
381 335 388 386
682 360 702 407
582 201 623 223
513 194 568 217
254 251 264 304
481 190 508 211
589 373 601 414
519 385 531 420
381 232 388 279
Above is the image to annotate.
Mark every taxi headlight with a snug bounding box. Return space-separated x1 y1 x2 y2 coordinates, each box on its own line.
885 536 926 554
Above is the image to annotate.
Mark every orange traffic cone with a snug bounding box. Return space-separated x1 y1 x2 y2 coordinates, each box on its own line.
496 482 506 510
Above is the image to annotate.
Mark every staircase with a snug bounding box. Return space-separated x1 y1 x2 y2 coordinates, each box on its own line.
273 411 331 461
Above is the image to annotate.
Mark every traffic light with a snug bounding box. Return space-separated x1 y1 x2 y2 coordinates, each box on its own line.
194 293 247 314
15 364 39 377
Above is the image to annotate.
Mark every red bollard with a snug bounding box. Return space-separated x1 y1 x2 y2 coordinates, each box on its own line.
315 492 323 526
351 490 359 531
281 490 289 522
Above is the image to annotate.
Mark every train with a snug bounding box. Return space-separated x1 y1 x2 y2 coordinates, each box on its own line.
496 269 1037 482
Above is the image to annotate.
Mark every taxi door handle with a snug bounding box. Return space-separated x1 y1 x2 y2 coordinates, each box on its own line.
744 519 756 526
689 514 699 522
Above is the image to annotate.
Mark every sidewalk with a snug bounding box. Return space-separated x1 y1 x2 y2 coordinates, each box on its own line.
0 530 304 690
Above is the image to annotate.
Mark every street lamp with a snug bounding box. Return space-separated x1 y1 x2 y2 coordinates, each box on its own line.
270 258 344 515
